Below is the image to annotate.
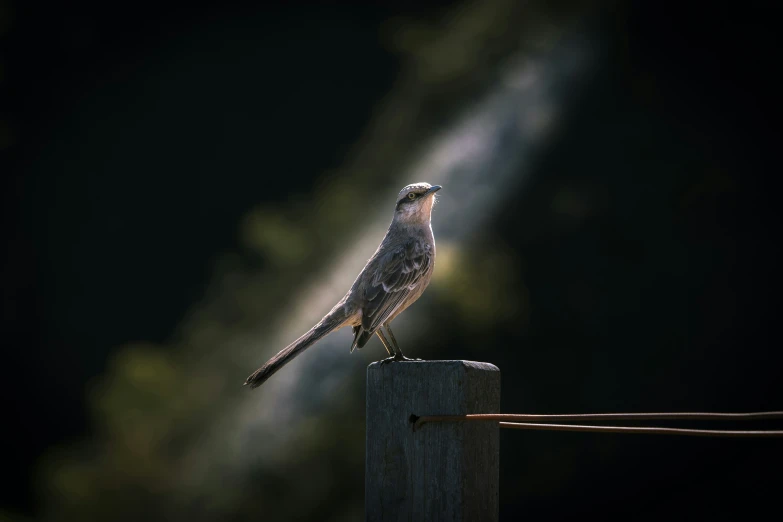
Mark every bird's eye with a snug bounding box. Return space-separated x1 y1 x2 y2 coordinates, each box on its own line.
408 193 417 200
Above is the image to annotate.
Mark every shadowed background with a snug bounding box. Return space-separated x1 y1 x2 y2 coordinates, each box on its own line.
1 1 781 520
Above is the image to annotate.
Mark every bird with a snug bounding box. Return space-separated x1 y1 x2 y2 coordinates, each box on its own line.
244 182 442 389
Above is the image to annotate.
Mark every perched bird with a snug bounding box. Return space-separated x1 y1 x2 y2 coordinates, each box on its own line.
244 182 441 388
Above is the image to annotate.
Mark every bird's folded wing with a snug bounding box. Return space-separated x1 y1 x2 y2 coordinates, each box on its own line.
362 239 432 332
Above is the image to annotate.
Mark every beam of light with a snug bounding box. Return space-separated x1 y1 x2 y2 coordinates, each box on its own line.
186 27 595 488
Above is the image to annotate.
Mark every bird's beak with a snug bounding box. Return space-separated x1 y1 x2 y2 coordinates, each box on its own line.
423 185 442 197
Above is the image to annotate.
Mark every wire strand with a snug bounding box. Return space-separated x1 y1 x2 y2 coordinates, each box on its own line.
497 422 783 437
411 411 783 437
413 411 783 429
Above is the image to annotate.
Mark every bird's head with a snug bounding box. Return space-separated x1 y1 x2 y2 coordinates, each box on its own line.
393 182 442 225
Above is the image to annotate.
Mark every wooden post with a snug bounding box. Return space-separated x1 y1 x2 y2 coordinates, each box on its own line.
365 360 501 521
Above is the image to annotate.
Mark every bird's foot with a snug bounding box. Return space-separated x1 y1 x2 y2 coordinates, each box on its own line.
378 354 422 364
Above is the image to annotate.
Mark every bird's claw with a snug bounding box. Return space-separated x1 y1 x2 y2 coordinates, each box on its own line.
378 354 422 364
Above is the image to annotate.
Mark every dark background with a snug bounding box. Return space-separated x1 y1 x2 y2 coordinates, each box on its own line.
1 1 781 520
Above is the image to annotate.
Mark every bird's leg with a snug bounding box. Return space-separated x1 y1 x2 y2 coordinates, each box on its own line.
384 323 422 361
375 329 397 365
375 330 393 356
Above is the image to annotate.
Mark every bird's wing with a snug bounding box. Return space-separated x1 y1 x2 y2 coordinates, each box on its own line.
361 238 432 333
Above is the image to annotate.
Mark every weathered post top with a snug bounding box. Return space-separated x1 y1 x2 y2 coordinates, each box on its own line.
366 360 501 521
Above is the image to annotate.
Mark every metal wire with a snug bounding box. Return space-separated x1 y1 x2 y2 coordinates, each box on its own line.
411 411 783 437
497 422 783 437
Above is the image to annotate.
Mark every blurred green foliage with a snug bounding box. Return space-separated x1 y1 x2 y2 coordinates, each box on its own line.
18 1 585 521
8 0 780 521
433 241 526 329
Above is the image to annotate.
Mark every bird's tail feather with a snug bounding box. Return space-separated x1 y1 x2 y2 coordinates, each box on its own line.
244 310 346 389
350 327 373 352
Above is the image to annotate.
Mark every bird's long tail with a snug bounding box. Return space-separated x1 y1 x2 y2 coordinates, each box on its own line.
244 309 347 389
